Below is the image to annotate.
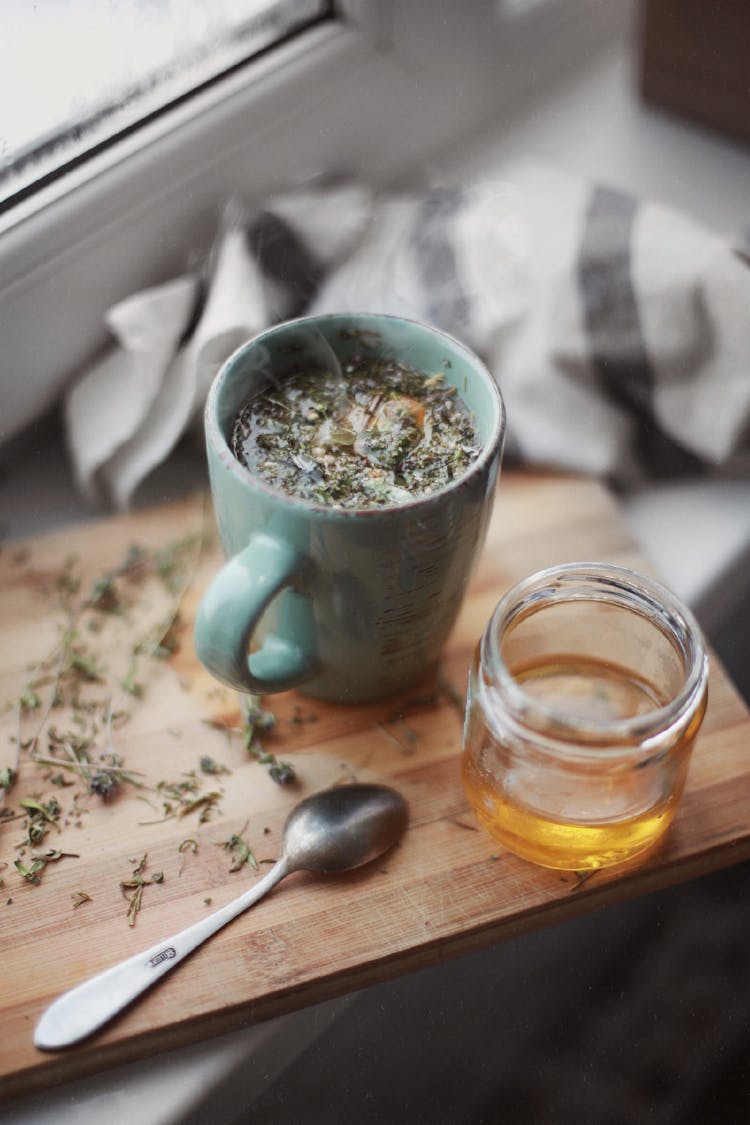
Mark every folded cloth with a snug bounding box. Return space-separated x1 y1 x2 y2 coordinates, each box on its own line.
310 164 750 484
65 182 373 507
64 164 750 507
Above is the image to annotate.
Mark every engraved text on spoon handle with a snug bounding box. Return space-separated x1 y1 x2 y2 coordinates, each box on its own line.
34 856 290 1050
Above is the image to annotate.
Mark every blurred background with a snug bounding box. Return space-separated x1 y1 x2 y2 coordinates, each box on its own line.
2 2 750 1122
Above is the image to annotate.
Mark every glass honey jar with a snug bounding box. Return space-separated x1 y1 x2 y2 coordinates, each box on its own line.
461 563 709 871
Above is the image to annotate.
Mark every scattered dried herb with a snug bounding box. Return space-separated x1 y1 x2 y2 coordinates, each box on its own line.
178 792 221 820
49 772 75 788
2 519 210 906
121 854 164 926
242 697 296 786
217 823 258 872
178 838 198 875
289 704 318 728
18 691 41 713
15 848 78 885
12 522 207 778
30 750 142 792
231 354 480 509
71 890 92 908
88 764 122 799
143 772 222 824
18 796 61 846
0 767 16 795
120 652 144 699
199 755 230 776
243 699 277 736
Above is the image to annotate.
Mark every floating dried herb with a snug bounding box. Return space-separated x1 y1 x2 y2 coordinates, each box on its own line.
231 356 480 509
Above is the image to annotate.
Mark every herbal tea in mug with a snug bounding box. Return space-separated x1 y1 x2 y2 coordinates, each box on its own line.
231 353 481 509
462 563 708 870
195 314 505 702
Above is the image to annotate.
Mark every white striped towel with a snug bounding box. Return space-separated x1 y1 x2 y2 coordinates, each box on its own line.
64 163 750 507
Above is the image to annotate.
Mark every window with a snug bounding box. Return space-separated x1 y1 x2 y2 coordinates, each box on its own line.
0 0 331 212
0 0 623 446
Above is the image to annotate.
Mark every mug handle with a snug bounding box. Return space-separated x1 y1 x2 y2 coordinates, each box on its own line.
194 533 317 695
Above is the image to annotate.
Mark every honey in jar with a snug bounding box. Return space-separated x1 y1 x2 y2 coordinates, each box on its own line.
461 564 708 871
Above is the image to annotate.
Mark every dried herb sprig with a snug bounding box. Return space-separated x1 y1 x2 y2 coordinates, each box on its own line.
217 822 258 872
120 854 164 926
2 515 213 905
0 767 16 796
18 796 61 847
242 697 296 786
177 838 198 876
32 714 142 799
249 748 296 786
12 513 209 784
140 772 222 825
243 698 277 737
199 755 230 776
15 848 79 886
29 752 143 789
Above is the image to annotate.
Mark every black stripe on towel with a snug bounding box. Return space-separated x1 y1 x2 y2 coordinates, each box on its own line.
412 188 471 332
248 210 325 318
578 185 703 479
579 185 654 418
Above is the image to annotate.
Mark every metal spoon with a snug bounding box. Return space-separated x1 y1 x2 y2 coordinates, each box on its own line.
35 783 408 1051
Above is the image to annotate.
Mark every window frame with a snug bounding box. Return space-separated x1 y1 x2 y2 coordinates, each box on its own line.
0 0 627 444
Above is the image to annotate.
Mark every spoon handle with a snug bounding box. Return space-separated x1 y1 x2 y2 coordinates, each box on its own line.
34 856 290 1051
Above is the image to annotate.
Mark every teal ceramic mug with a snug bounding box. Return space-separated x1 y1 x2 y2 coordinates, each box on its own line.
194 313 505 703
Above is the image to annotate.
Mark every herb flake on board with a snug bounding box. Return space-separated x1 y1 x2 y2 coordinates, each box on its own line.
217 822 258 873
14 848 79 886
2 515 208 900
178 838 198 876
120 854 164 926
242 697 296 786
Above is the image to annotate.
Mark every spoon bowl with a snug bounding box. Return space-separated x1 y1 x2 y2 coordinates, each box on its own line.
283 783 409 873
34 783 408 1051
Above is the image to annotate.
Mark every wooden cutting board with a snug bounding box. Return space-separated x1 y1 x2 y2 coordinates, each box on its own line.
2 472 750 1100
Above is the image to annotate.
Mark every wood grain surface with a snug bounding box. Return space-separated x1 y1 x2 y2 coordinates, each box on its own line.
2 472 749 1100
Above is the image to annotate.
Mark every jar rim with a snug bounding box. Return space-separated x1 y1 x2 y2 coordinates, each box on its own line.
482 562 708 754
